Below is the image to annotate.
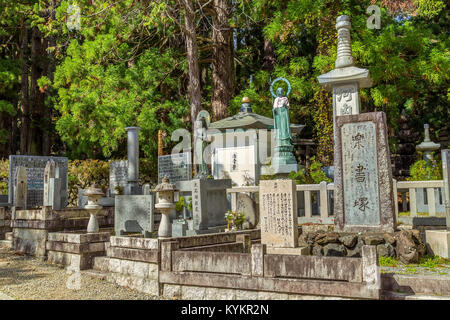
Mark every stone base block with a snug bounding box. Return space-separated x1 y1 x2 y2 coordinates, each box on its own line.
47 251 104 270
425 230 450 258
0 240 12 249
93 256 110 272
107 272 159 295
108 257 158 279
12 228 48 256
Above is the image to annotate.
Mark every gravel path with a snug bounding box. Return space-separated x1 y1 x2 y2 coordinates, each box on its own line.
0 248 167 300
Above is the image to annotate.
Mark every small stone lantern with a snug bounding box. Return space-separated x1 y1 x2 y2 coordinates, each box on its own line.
154 176 178 238
83 183 105 233
416 124 440 162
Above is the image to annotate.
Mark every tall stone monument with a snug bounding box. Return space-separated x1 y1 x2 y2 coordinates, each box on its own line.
318 15 372 138
259 179 298 247
125 127 141 195
334 112 396 233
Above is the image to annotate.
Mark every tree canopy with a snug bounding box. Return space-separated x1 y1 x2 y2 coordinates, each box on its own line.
0 0 448 171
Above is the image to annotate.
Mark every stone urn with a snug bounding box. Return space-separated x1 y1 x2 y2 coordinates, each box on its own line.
154 176 178 238
83 183 105 233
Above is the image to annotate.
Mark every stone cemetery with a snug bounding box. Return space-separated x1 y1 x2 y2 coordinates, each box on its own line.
0 11 449 302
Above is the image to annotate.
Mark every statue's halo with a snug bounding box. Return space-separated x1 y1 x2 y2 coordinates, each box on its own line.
270 77 291 98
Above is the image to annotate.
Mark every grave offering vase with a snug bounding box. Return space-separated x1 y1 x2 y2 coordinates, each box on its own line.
154 176 178 238
83 184 105 233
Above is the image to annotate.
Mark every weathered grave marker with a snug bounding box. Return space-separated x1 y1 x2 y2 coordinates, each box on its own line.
158 152 192 183
14 166 28 208
8 155 68 208
109 160 128 195
334 112 395 233
114 195 154 237
259 179 298 248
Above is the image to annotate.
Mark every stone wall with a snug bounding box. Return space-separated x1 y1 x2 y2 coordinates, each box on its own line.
298 228 427 264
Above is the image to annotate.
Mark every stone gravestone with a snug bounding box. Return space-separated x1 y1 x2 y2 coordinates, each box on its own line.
158 152 192 184
114 195 154 237
259 179 298 248
212 145 257 186
14 166 28 208
188 178 231 234
334 112 395 233
43 160 62 209
236 193 258 229
109 160 128 195
8 155 68 208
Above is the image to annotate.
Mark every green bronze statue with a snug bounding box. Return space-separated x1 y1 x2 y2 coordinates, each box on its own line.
270 78 298 173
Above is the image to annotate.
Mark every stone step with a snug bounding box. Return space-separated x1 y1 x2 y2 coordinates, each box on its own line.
5 232 12 241
381 290 450 300
0 240 12 249
381 273 450 297
80 269 108 281
93 256 110 272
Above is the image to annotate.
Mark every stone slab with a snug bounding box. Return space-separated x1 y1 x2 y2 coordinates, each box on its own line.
107 246 159 263
106 272 159 295
47 232 111 244
47 250 103 270
334 112 395 233
8 155 68 208
266 246 309 256
107 257 158 280
12 228 47 256
158 152 192 184
115 195 154 236
259 179 298 248
109 236 158 250
46 241 106 254
425 230 450 258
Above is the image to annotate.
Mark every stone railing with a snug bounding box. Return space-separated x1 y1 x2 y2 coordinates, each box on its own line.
227 179 446 225
228 182 335 225
394 179 445 218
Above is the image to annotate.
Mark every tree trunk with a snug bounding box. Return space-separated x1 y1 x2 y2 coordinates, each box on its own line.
182 0 202 173
19 24 29 155
211 0 233 121
263 38 275 73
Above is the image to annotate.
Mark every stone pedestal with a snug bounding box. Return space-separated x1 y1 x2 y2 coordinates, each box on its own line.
47 231 110 271
425 230 450 258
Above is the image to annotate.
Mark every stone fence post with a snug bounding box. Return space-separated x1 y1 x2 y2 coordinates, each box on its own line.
362 245 380 290
161 241 179 272
251 243 266 277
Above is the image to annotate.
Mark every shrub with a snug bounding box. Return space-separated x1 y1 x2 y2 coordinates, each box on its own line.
408 158 442 181
0 159 8 195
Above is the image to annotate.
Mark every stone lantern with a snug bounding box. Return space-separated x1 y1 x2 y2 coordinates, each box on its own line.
154 176 178 238
416 124 440 162
83 183 105 233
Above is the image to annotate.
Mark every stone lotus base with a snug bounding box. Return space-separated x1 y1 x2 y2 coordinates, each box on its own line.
425 230 450 259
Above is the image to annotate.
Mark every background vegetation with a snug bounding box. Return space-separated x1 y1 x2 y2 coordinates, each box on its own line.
0 0 448 177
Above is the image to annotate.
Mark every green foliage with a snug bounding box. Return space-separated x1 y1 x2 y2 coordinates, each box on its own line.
408 158 443 181
176 196 193 213
225 210 246 230
288 157 332 184
0 159 8 195
68 160 110 206
379 256 399 267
